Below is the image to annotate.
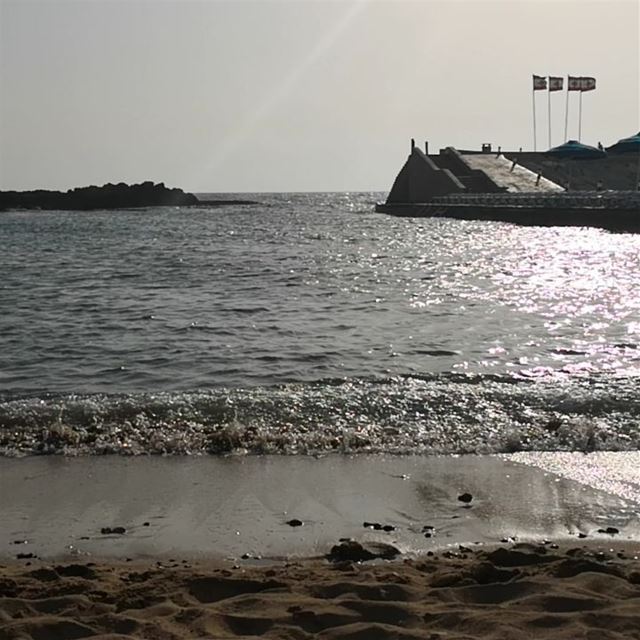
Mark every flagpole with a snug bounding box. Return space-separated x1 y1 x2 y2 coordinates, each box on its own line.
564 78 570 141
578 90 583 141
548 85 552 148
532 85 537 151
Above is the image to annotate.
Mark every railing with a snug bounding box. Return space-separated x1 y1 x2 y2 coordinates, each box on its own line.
427 191 640 210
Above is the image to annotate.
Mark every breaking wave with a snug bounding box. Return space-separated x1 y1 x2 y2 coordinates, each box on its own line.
1 373 639 456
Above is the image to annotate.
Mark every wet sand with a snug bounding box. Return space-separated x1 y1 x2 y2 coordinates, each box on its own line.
2 454 639 560
1 453 640 639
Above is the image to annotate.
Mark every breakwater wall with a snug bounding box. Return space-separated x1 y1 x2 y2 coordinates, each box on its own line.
506 153 640 192
376 191 640 232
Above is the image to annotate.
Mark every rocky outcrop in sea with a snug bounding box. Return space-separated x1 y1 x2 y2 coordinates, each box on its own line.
0 181 199 211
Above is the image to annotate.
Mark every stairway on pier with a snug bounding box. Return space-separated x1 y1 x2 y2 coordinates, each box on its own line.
462 154 564 193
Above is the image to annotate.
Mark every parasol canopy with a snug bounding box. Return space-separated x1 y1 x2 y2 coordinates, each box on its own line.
546 140 606 159
606 132 640 154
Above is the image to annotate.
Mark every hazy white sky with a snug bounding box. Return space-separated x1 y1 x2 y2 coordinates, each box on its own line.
0 0 638 192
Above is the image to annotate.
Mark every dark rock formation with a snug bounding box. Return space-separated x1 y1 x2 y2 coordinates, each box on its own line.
285 519 303 527
100 526 126 535
0 181 199 211
326 539 401 562
485 544 557 567
363 522 395 531
196 199 260 207
597 526 620 535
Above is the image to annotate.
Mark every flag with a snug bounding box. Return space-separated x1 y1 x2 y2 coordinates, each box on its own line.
548 76 563 91
533 75 547 90
568 76 582 91
580 76 596 91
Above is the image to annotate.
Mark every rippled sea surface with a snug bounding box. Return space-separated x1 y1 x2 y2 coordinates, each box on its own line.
2 192 640 455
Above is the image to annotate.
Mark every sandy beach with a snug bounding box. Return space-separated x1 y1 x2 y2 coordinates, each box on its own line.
1 453 640 638
2 542 640 639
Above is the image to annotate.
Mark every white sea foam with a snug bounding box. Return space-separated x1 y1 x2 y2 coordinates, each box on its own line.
1 374 639 456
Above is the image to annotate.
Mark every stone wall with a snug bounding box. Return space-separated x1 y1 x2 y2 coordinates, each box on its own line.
504 153 640 191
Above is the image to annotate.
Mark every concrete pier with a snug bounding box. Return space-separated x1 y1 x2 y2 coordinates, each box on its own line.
376 191 640 232
377 141 640 231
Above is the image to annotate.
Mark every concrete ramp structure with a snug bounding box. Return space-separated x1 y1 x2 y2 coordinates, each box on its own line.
385 142 565 204
462 154 564 193
385 145 502 204
376 139 640 231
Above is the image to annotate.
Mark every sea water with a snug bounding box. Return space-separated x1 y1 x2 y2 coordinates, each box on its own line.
2 192 640 456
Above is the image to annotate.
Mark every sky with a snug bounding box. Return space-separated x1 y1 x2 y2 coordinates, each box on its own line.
0 0 638 192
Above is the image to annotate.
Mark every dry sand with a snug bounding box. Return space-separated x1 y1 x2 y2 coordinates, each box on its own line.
2 542 640 639
2 453 639 638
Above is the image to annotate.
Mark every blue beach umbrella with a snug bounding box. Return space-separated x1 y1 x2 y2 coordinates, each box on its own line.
546 140 606 159
606 132 640 154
